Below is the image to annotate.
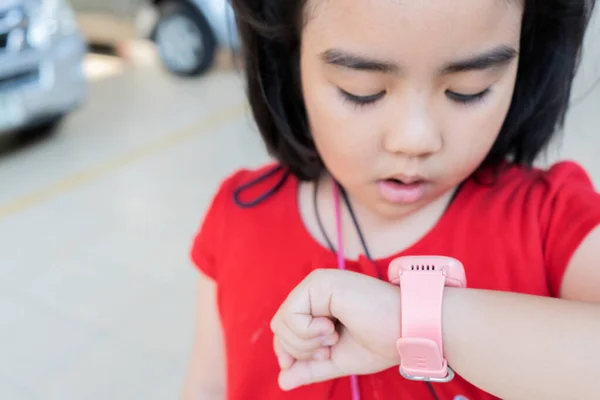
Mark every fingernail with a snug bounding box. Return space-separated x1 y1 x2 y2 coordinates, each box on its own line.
313 351 326 361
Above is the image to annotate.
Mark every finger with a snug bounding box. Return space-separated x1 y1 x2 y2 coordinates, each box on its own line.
275 322 339 353
292 316 337 339
312 346 332 362
273 337 294 370
278 359 343 391
275 315 336 341
276 333 336 361
277 335 315 361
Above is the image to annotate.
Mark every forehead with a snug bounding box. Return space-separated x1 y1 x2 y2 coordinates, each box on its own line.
303 0 523 66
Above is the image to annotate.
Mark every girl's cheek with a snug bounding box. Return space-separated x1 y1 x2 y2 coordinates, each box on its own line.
313 122 378 176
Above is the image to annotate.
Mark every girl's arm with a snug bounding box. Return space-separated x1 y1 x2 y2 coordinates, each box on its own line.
271 227 600 399
182 274 226 400
444 225 600 399
443 292 600 399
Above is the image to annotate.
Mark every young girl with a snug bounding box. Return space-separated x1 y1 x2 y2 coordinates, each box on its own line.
183 0 600 399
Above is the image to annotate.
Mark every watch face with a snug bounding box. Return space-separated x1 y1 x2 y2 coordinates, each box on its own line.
387 255 467 288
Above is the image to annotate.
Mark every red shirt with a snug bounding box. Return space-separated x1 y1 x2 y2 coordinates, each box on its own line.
191 161 600 400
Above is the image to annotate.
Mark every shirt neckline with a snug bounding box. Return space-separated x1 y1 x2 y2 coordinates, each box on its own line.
289 176 471 268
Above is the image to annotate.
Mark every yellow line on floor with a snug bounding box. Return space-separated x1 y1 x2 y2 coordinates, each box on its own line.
0 103 248 222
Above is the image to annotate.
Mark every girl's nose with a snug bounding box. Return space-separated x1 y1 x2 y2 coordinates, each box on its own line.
383 99 442 158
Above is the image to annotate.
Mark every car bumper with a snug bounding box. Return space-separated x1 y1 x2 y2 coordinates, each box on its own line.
0 33 88 134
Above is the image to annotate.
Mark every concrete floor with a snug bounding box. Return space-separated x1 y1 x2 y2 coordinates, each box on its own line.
0 52 270 399
0 14 599 399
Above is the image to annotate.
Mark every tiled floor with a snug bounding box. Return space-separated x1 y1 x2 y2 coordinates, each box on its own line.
0 12 599 399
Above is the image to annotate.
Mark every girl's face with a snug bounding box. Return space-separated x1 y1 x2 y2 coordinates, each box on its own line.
301 0 523 218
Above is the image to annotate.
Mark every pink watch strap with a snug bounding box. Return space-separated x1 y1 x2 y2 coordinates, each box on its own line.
396 270 450 380
389 257 467 382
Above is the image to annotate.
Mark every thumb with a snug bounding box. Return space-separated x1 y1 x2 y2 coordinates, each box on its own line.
278 359 342 391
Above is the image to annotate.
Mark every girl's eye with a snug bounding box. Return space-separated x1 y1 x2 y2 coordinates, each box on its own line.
446 88 491 104
339 89 386 107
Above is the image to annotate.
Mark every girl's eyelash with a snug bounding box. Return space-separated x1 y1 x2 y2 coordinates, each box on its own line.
446 88 491 105
339 89 386 108
338 88 490 108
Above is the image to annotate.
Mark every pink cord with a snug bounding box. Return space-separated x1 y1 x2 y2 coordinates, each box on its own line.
332 184 361 400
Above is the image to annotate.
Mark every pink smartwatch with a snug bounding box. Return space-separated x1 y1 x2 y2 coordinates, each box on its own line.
388 256 467 383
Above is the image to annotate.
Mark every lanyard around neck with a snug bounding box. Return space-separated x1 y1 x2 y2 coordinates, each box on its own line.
312 178 441 400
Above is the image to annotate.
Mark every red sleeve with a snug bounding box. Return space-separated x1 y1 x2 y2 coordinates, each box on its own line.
190 172 239 281
540 161 600 296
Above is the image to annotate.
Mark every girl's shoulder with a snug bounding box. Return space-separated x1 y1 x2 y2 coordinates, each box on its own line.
461 160 600 244
464 160 597 205
510 160 595 189
458 160 600 295
203 162 297 220
189 163 299 281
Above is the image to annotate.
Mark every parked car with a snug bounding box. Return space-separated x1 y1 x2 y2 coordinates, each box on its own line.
71 0 144 50
73 0 239 77
146 0 239 76
0 0 88 136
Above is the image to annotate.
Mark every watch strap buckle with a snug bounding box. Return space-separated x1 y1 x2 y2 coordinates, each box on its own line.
396 337 454 382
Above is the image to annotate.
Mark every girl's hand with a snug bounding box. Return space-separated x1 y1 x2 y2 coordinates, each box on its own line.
270 269 402 390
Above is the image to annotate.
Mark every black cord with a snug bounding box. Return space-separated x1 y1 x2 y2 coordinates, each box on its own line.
313 179 441 400
313 180 374 264
425 382 441 400
313 177 336 252
233 165 291 208
336 183 379 276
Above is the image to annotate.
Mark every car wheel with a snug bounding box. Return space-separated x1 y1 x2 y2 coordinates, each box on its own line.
20 115 64 135
154 1 217 77
13 115 64 143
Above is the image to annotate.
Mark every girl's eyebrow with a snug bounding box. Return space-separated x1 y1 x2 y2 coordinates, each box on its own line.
440 45 518 74
320 45 518 75
320 49 399 73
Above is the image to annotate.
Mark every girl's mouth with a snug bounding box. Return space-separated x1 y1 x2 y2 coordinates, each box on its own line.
377 178 427 204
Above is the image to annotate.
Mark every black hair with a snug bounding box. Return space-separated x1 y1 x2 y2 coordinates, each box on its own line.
230 0 597 182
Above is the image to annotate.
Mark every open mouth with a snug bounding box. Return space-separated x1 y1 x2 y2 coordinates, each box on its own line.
378 177 427 204
384 177 423 186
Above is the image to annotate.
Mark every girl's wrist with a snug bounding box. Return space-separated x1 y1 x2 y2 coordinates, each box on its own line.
322 269 404 365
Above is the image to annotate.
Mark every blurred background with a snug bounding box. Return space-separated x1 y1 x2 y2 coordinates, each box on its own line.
0 1 598 399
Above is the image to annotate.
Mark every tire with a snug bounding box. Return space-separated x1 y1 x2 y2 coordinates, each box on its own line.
13 115 63 143
154 1 217 77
